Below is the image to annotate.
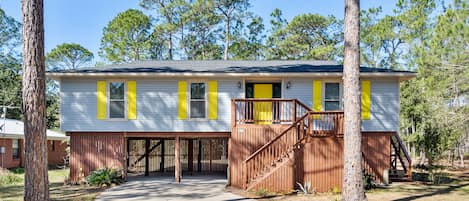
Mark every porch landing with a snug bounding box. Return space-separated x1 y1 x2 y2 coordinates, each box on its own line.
96 175 251 201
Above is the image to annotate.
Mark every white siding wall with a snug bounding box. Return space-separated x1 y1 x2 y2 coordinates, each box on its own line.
60 78 243 132
60 77 400 132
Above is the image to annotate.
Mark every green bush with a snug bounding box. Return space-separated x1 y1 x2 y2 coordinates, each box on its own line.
86 167 123 187
255 188 269 197
10 168 24 174
363 172 375 190
0 173 23 186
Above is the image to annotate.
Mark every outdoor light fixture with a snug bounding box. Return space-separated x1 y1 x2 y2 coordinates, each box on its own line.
286 81 292 89
237 81 242 89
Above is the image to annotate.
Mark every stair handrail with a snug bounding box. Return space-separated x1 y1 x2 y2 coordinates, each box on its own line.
243 113 310 164
393 133 412 165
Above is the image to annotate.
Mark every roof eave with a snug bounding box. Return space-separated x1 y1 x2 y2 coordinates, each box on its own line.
47 72 416 80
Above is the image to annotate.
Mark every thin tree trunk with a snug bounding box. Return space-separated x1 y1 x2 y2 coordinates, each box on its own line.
21 0 49 200
459 144 465 168
223 18 230 60
169 33 173 60
342 0 366 200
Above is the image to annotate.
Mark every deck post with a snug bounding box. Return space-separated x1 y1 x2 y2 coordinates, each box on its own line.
198 139 202 172
160 139 165 172
175 136 181 182
231 99 236 127
188 139 193 174
227 138 231 186
145 138 150 176
293 99 297 122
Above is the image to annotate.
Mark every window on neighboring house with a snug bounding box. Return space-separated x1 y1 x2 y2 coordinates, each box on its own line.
109 81 126 119
324 83 341 111
51 141 55 151
12 139 19 159
190 82 206 119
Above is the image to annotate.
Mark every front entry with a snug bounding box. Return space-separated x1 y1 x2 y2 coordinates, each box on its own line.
245 82 281 124
254 84 273 124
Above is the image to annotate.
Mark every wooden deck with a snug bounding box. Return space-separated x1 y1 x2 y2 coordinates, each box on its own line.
229 98 410 192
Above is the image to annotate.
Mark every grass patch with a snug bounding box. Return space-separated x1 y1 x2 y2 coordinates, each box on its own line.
0 168 104 201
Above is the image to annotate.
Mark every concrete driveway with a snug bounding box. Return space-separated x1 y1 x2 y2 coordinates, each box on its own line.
95 175 251 201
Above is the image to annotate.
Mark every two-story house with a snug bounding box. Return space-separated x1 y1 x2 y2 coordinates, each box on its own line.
47 60 414 192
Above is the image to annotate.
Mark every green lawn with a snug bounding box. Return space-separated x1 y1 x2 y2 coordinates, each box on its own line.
0 168 104 201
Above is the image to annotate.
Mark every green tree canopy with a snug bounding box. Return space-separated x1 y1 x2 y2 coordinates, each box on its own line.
46 43 94 70
267 13 342 60
0 7 22 120
99 9 152 63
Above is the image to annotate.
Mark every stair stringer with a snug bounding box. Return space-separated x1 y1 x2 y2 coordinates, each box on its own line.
246 150 297 193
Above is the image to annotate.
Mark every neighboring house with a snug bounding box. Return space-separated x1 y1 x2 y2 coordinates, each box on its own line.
48 60 414 192
0 118 69 169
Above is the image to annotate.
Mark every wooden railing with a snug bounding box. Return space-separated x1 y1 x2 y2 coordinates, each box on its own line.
232 99 311 126
241 111 344 189
390 133 412 178
242 113 310 189
309 111 344 136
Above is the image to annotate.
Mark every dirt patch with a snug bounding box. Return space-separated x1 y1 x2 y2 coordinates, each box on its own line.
231 168 469 201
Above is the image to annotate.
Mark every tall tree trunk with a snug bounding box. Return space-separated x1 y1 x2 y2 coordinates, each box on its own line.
223 18 230 60
459 143 465 168
168 33 173 60
21 0 49 200
342 0 366 200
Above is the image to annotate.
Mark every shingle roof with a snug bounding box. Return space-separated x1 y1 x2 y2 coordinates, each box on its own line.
48 60 413 74
0 119 68 140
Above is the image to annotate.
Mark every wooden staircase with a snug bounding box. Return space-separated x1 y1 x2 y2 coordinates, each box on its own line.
238 99 345 190
390 133 412 181
242 112 310 190
234 98 412 191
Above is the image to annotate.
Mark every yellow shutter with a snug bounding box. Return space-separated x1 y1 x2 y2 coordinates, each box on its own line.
313 80 323 110
312 80 322 119
208 81 218 120
97 81 107 120
127 81 137 120
361 80 371 120
178 81 187 120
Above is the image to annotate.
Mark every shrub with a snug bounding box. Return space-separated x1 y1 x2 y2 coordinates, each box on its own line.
330 186 340 194
0 173 23 186
363 172 375 190
255 188 269 197
86 167 123 187
10 168 24 174
296 181 313 194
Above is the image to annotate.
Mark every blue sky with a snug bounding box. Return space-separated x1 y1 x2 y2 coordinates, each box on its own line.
1 0 397 63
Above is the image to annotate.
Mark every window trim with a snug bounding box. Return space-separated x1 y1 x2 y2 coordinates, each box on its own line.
12 139 20 160
107 80 128 120
188 80 208 120
323 81 343 111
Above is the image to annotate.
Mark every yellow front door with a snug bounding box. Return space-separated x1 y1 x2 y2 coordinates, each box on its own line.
254 84 273 124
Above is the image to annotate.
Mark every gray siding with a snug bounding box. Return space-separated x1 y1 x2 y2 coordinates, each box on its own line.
362 79 400 132
283 79 313 107
60 77 399 132
60 78 243 132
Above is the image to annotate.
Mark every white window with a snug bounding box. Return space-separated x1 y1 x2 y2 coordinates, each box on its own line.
12 139 19 159
190 82 206 119
109 81 126 119
324 83 341 111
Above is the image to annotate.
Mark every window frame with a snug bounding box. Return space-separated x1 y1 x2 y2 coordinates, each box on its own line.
12 139 20 160
107 80 128 120
188 80 208 120
323 81 343 111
